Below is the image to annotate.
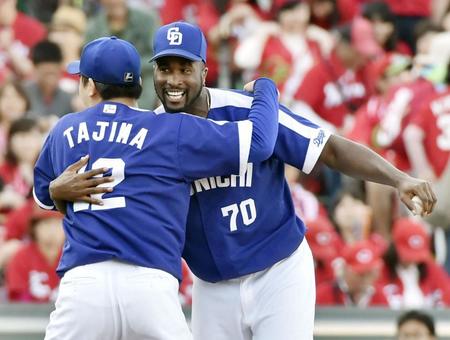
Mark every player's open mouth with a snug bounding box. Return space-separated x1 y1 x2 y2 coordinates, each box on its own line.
165 90 185 103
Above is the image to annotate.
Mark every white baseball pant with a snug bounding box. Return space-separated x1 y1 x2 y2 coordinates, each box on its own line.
191 239 316 340
45 260 192 340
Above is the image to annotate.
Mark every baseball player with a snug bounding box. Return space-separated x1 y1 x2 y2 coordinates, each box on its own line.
33 36 280 340
49 23 436 340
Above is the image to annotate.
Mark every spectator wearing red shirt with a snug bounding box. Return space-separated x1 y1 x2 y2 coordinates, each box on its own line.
316 240 388 307
362 1 411 55
234 1 326 104
378 218 450 309
0 0 47 81
0 118 42 212
6 210 64 302
305 216 341 285
404 85 450 230
292 20 381 132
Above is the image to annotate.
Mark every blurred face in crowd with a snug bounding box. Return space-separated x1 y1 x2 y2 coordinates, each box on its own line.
333 194 372 243
416 31 438 56
34 218 65 250
101 0 127 17
371 18 394 47
10 127 42 164
397 319 436 340
35 62 63 96
154 56 207 114
0 83 27 122
344 266 378 295
335 40 365 70
279 3 310 33
0 0 17 26
311 0 334 20
49 28 84 61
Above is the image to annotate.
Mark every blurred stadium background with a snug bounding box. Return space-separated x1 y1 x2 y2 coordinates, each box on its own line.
1 0 450 338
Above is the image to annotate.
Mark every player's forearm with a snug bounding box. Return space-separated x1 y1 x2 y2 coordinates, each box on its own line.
53 199 67 215
248 78 279 162
320 134 409 187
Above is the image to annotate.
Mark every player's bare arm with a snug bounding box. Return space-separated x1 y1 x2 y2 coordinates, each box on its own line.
49 154 113 213
319 134 437 216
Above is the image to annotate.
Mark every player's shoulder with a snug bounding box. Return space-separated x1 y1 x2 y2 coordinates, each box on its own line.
209 87 253 110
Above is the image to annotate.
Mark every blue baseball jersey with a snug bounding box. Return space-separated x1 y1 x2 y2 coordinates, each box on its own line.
156 88 331 282
33 83 278 280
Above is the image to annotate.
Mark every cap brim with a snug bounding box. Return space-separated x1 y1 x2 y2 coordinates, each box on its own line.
397 246 431 263
67 60 81 74
348 259 382 274
150 49 203 62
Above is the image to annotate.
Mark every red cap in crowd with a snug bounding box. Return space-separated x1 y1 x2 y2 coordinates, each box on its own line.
305 216 339 261
342 240 382 274
393 218 431 263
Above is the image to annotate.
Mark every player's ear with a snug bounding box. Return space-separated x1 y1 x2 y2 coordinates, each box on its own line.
202 66 208 86
87 78 97 97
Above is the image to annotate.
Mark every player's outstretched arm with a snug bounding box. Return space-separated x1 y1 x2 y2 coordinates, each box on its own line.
49 155 114 211
319 134 437 216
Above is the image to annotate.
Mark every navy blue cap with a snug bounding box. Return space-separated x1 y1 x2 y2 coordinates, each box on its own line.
150 21 207 63
67 36 141 86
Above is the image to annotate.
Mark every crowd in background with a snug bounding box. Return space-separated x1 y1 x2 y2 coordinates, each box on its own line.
0 0 450 314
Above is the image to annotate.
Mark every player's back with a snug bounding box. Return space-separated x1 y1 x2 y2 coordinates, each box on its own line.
35 101 242 280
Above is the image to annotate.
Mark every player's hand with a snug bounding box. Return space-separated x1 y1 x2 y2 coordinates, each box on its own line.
244 80 280 100
49 155 113 205
396 176 436 216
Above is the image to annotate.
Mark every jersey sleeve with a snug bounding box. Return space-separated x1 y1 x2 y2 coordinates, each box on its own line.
178 78 279 181
33 132 57 210
274 105 331 174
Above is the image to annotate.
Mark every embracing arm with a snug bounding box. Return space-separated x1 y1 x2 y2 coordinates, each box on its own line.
319 134 437 215
49 155 113 213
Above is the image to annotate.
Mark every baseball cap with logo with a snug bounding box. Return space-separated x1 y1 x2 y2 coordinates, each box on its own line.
150 21 207 63
343 241 382 274
67 36 140 86
393 218 431 263
305 216 340 261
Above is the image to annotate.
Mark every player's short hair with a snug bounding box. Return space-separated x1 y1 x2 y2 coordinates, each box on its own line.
397 310 436 336
31 40 63 65
81 75 143 100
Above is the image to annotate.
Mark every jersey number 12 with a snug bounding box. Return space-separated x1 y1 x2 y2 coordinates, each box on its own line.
74 158 126 212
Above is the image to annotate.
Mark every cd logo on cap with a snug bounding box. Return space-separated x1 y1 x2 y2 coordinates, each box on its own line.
167 27 183 45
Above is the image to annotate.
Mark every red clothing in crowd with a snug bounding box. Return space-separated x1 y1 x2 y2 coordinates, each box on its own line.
350 79 437 171
179 260 193 306
377 261 450 308
385 0 430 17
6 242 60 302
258 36 320 100
4 198 35 240
409 88 450 178
12 12 47 49
0 162 31 197
294 51 368 128
316 280 388 307
315 261 336 285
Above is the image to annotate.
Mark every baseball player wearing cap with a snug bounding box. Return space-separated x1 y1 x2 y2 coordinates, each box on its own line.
49 22 437 340
33 36 280 340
